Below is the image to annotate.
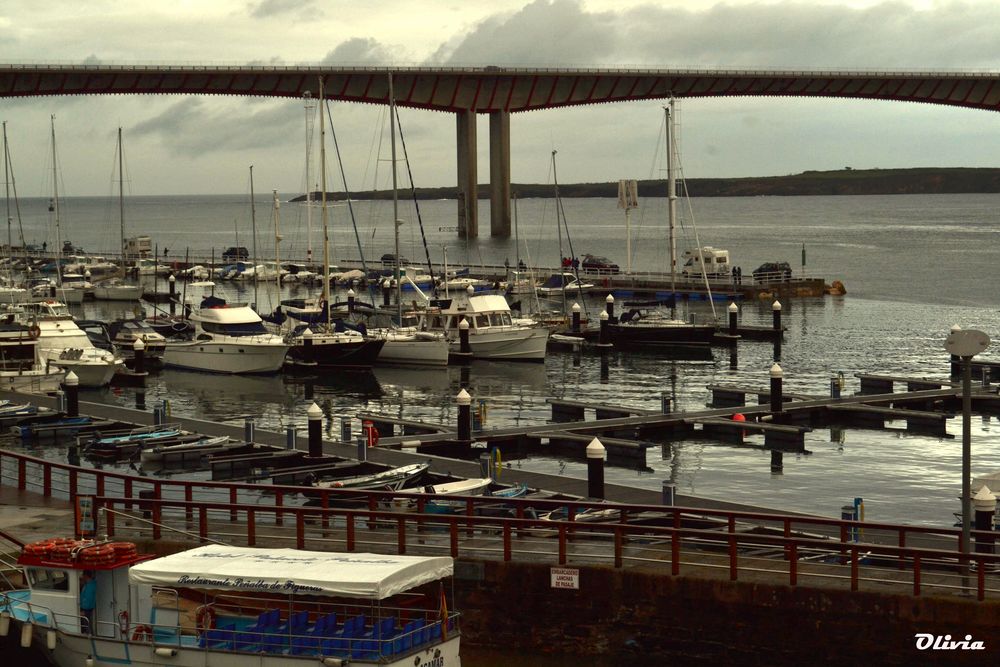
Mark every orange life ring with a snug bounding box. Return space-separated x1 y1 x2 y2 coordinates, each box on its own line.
23 540 54 557
195 606 217 634
131 624 153 642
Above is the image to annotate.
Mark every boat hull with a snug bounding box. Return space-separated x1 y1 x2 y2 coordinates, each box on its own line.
378 338 450 366
285 338 385 369
0 369 66 393
163 340 290 374
25 624 461 667
607 322 716 348
45 357 122 387
448 327 549 362
93 285 141 301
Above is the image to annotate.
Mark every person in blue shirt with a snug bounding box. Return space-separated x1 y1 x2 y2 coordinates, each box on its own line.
80 571 96 634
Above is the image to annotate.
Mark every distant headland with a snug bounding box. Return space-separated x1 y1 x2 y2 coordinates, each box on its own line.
289 167 1000 201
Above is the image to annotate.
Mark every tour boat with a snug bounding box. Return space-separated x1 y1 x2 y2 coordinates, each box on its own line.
0 540 460 667
162 295 290 374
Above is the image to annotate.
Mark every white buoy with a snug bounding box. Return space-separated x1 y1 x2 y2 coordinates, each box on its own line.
46 628 56 650
20 622 32 648
0 611 9 636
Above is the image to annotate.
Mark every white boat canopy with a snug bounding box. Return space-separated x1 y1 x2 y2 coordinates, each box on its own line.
129 546 453 600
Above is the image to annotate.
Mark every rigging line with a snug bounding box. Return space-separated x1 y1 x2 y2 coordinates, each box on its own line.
393 104 434 288
325 99 371 298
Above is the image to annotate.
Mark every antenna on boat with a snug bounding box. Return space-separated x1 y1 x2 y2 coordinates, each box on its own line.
303 91 316 266
50 115 64 291
249 165 258 311
665 100 677 320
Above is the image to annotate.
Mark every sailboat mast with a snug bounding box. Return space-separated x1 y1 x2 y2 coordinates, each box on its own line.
117 127 125 262
3 122 10 255
50 115 63 287
273 189 281 309
551 150 568 314
666 100 677 319
389 72 402 323
304 92 315 265
250 165 258 309
319 75 331 328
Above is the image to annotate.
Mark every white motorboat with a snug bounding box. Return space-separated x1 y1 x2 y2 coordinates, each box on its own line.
383 476 493 511
0 317 66 392
370 327 449 366
535 272 594 296
93 279 141 301
162 295 290 374
1 540 461 667
17 300 123 387
418 292 549 361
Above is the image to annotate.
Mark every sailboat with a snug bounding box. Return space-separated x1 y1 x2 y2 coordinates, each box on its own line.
363 74 450 367
283 77 385 370
93 128 141 301
606 100 716 349
0 121 30 305
45 117 84 306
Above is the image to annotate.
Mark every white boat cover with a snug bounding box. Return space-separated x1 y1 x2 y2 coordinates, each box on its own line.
129 546 453 600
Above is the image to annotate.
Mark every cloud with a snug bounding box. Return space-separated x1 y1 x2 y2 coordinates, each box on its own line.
248 0 318 19
132 97 300 157
321 37 397 65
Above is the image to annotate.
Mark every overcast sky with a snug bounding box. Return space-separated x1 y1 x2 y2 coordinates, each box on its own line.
2 0 1000 197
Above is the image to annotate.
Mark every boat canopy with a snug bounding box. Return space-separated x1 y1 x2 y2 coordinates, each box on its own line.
128 546 453 600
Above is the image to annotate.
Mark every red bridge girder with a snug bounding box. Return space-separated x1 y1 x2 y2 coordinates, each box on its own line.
2 64 1000 113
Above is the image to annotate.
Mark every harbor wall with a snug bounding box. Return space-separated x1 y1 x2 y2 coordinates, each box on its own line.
454 559 999 666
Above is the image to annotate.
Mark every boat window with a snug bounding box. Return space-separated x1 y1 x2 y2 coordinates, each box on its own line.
496 313 512 326
474 315 488 328
201 321 268 336
27 568 69 591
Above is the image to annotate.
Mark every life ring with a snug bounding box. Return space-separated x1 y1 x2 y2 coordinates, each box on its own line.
131 624 152 642
28 324 40 340
22 540 54 557
195 606 217 634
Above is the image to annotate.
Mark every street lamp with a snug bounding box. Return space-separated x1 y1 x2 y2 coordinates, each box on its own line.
943 326 990 583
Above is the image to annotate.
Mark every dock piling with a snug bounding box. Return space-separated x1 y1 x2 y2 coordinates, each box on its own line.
64 372 79 418
586 438 606 499
341 416 352 443
168 274 176 316
356 436 367 462
571 302 581 333
605 294 615 322
244 417 255 444
347 288 356 315
769 363 783 414
133 338 145 375
772 300 782 331
597 310 611 348
770 450 783 472
285 426 297 450
728 302 738 336
307 402 322 457
974 486 996 554
661 481 675 506
457 389 472 442
381 279 391 307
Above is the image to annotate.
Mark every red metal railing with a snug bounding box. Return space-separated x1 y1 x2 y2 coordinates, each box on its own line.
2 448 999 600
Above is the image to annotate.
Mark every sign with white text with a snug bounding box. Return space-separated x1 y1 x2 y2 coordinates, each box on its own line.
550 567 579 589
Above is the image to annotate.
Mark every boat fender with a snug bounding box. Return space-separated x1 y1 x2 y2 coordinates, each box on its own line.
117 610 130 637
46 629 56 650
195 606 217 634
20 622 32 648
0 611 10 637
131 624 153 643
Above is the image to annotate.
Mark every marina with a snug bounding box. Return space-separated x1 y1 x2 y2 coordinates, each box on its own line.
3 185 1000 665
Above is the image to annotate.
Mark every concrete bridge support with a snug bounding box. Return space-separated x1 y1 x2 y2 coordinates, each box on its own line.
456 110 478 239
489 111 511 238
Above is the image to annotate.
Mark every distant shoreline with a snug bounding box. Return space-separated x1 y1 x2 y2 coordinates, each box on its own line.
289 167 1000 201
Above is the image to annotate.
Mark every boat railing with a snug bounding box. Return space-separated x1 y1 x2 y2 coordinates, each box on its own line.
133 592 458 659
0 590 86 634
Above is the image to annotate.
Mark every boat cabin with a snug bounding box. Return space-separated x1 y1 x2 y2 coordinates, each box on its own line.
422 294 517 332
